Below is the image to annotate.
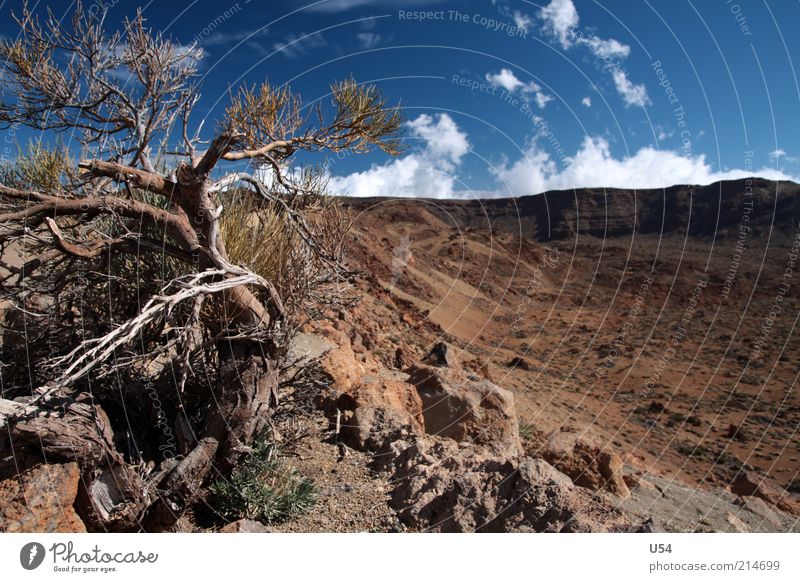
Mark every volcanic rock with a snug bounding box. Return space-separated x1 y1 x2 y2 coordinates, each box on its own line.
378 435 627 532
540 430 630 497
730 471 800 516
406 364 522 456
0 462 86 532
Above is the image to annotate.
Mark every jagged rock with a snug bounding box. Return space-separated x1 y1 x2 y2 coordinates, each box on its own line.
338 375 424 451
540 430 630 497
298 327 422 452
317 339 364 393
406 364 522 456
378 435 627 532
219 519 273 533
0 462 86 532
422 342 459 368
478 362 494 383
730 471 800 516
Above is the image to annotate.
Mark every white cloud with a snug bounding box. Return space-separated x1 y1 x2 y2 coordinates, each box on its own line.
612 69 651 107
330 124 797 198
581 96 592 107
770 148 799 164
535 92 555 109
512 10 533 33
272 32 326 58
328 113 470 198
356 32 382 49
405 113 469 165
578 35 630 59
492 136 797 196
485 68 554 109
656 126 674 141
534 0 651 110
538 0 579 49
485 68 527 93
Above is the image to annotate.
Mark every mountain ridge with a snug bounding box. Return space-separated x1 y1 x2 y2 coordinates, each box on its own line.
344 177 800 241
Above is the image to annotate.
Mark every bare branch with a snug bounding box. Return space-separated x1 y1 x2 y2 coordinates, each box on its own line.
77 160 178 198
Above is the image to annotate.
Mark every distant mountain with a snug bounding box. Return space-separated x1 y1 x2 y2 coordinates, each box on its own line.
345 178 800 241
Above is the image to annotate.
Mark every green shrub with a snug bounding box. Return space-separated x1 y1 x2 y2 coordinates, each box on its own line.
519 422 535 440
210 436 317 524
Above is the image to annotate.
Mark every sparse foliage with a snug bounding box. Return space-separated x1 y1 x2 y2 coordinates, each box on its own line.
209 437 317 524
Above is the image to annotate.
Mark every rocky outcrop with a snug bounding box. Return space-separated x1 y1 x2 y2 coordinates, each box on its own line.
730 471 800 516
377 435 628 532
291 330 633 532
406 364 522 457
291 329 423 453
619 473 799 533
539 430 630 497
338 374 424 451
0 462 86 532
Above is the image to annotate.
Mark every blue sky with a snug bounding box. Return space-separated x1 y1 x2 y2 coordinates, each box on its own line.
2 0 800 197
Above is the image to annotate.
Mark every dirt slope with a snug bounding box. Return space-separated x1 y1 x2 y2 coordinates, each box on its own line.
342 178 800 493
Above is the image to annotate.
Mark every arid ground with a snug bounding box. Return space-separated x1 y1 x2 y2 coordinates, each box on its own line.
342 177 800 494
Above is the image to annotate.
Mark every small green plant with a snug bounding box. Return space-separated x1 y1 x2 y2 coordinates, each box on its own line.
519 422 535 440
210 436 318 524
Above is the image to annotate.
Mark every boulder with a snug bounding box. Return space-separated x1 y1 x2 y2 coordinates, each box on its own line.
379 435 627 532
730 471 800 516
540 430 630 497
406 364 522 456
0 462 86 532
338 375 424 451
317 338 364 394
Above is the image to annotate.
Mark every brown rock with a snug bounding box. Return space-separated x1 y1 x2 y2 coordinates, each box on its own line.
219 519 273 533
339 376 424 451
0 462 86 532
623 472 656 491
380 435 628 532
317 338 364 393
540 430 630 497
478 362 494 383
422 342 459 368
730 471 800 516
406 364 522 456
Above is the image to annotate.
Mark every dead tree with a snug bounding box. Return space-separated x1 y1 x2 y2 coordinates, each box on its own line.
0 3 401 531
